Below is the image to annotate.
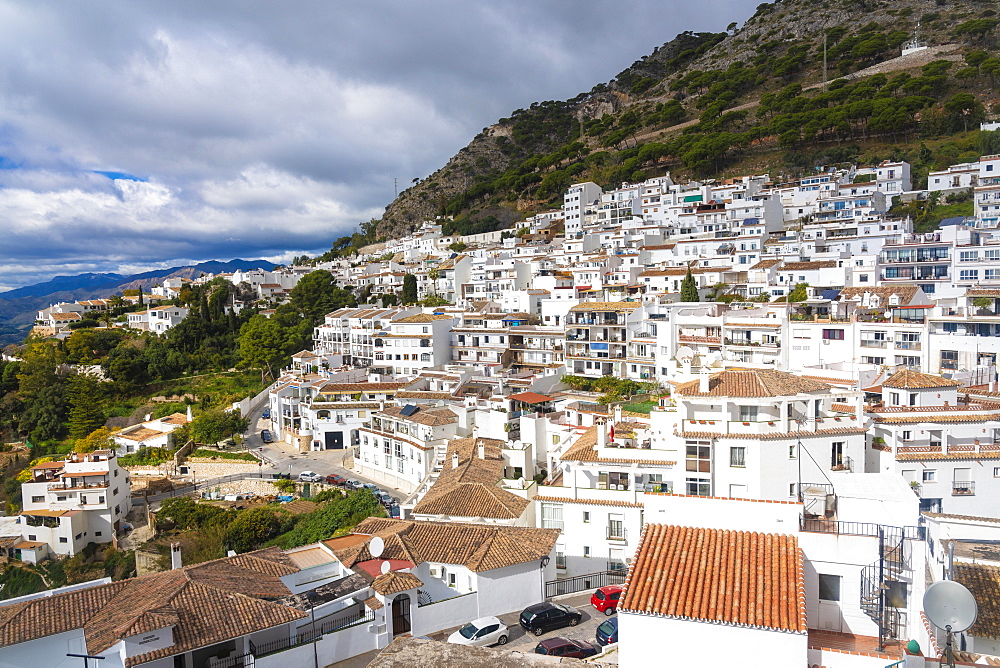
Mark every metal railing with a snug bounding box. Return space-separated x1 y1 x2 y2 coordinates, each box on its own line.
248 608 375 658
799 517 925 541
545 570 626 598
952 481 975 496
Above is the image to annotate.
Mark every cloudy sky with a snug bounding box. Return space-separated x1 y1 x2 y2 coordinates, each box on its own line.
0 0 759 292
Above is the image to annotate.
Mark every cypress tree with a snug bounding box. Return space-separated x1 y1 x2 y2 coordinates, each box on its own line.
680 268 699 302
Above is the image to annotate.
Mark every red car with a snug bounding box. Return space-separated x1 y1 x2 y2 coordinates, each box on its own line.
591 585 623 616
325 474 347 486
534 637 599 658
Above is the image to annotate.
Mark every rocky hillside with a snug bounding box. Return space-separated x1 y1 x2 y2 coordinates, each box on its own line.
379 0 1000 239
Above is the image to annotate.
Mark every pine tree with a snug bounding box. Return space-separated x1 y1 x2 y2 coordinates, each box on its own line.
66 376 105 441
401 274 418 305
680 268 699 302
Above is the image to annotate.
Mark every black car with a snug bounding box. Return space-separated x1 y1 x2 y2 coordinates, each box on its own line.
519 603 583 637
261 429 273 443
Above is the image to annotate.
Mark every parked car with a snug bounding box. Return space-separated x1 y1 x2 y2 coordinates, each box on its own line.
325 474 346 486
298 471 323 483
261 408 270 419
345 480 364 490
376 491 393 506
519 602 583 637
534 637 599 658
387 503 401 518
596 616 618 646
591 584 623 616
260 429 273 443
446 616 509 647
361 483 380 492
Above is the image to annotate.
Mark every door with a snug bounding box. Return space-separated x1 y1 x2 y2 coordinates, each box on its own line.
817 574 843 632
324 431 343 450
391 594 411 635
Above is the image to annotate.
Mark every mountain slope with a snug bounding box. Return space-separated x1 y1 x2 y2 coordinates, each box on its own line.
379 0 1000 240
0 259 275 346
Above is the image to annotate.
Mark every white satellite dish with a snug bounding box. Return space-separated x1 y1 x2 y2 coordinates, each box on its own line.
369 536 385 559
380 560 391 575
924 580 978 632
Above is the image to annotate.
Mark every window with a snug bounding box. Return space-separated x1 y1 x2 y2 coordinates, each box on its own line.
941 350 959 370
902 430 912 441
599 471 630 490
822 329 844 340
59 537 68 543
960 269 979 281
583 511 590 523
738 405 758 422
686 445 711 473
789 445 796 459
818 574 841 601
730 446 746 467
686 477 711 496
31 496 43 503
541 503 563 531
608 514 625 540
583 546 591 558
922 470 936 483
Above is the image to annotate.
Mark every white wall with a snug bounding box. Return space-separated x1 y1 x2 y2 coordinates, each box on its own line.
618 613 806 668
476 560 546 617
643 493 802 534
409 592 479 637
0 629 123 668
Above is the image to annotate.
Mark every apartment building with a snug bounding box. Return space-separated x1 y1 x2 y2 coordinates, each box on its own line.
17 451 131 562
565 301 644 378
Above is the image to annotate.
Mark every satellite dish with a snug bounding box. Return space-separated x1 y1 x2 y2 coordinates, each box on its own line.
369 536 385 559
924 580 978 632
380 560 391 575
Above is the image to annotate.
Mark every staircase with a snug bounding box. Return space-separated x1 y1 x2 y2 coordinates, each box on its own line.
859 526 907 652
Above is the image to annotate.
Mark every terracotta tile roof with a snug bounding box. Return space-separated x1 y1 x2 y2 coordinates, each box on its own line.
116 426 167 442
568 301 641 312
340 518 559 573
395 313 454 323
676 369 830 398
954 563 1000 640
393 391 454 400
749 259 782 270
896 451 1000 461
372 571 424 596
379 405 457 426
412 437 528 520
781 260 837 271
0 547 306 660
508 391 554 404
882 369 963 390
619 524 806 633
966 288 1000 298
677 427 866 441
560 426 676 466
533 496 644 509
874 413 1000 424
319 382 406 393
831 403 856 413
923 512 1000 524
364 596 384 610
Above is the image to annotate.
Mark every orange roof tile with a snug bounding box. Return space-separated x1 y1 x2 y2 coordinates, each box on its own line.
620 524 806 633
676 368 830 398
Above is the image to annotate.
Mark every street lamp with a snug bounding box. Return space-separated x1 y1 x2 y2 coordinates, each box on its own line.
306 591 320 668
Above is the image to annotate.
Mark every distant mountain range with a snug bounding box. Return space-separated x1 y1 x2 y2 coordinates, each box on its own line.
0 259 273 347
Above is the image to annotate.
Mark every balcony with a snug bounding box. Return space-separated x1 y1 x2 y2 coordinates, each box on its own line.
952 481 975 496
606 526 627 542
894 341 921 350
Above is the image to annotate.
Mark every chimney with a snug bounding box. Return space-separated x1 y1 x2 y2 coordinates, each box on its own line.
477 441 485 460
186 405 193 422
452 453 459 469
597 418 607 449
144 414 151 422
613 405 623 423
700 369 711 393
170 543 182 570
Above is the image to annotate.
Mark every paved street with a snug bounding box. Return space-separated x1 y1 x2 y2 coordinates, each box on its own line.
245 407 407 504
426 592 618 661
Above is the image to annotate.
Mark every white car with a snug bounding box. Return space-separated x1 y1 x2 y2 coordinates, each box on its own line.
298 471 323 482
447 616 509 646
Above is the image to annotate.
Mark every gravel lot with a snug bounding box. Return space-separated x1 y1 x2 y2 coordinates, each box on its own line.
428 592 618 662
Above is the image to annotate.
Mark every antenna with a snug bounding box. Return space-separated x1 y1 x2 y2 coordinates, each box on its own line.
924 580 978 668
369 536 385 559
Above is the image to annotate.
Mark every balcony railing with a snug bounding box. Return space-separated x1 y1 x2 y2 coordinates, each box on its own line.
606 526 627 541
952 481 975 496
